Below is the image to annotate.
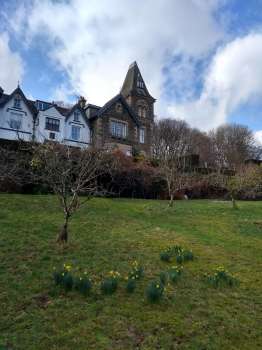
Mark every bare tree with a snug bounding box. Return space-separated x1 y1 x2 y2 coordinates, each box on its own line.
209 124 257 170
31 143 113 243
153 118 195 206
226 164 262 209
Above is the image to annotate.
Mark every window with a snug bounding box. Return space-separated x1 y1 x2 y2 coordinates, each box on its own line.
137 74 144 89
45 117 60 132
138 106 147 118
139 128 145 144
13 97 21 109
115 103 123 113
71 125 80 140
73 111 80 122
110 120 127 138
36 101 47 110
49 132 55 140
10 119 21 130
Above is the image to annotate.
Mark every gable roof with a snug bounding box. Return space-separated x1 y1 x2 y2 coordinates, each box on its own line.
0 86 38 117
90 93 141 127
65 103 90 126
121 61 155 101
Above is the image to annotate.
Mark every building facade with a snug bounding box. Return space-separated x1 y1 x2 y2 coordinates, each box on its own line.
0 62 155 156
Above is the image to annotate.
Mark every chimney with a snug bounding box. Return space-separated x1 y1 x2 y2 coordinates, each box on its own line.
78 96 86 109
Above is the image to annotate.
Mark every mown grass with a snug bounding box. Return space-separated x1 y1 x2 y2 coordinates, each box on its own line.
0 194 262 350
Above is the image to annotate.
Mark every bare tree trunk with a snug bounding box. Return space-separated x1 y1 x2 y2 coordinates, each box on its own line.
168 193 174 207
231 195 238 209
57 214 69 243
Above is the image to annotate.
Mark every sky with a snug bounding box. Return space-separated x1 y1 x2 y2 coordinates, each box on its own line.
0 0 262 143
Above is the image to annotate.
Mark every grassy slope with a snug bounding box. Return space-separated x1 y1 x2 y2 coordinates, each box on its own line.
0 194 262 350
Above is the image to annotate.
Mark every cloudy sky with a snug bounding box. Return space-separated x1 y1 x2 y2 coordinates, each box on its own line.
0 0 262 142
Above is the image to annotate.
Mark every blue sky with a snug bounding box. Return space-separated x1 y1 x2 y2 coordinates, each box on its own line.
0 0 262 142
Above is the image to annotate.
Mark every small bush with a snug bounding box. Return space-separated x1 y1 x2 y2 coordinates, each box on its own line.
101 277 118 295
160 245 194 264
176 254 184 264
53 270 64 285
146 280 165 303
204 266 238 288
101 271 120 295
159 271 168 285
62 272 74 292
126 278 136 293
75 275 92 296
160 250 172 262
168 266 183 284
183 250 194 261
53 264 73 291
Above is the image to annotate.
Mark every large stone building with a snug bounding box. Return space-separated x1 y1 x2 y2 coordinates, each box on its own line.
0 62 155 156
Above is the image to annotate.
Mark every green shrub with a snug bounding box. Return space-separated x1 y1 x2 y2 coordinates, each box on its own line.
160 245 194 264
159 271 168 285
168 266 183 284
53 264 73 291
160 250 172 262
205 267 238 288
176 254 184 264
75 276 92 296
53 270 64 285
146 280 165 303
126 278 136 293
101 277 118 295
62 272 74 292
183 250 194 261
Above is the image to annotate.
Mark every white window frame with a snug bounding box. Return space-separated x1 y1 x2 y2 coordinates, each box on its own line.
110 119 127 139
71 125 81 141
73 111 80 122
139 128 145 144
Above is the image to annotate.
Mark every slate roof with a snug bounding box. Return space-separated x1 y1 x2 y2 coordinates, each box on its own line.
121 61 155 101
38 102 90 126
0 86 38 117
90 93 141 127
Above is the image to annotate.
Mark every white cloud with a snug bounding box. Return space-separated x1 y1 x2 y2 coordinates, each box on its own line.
0 33 24 93
169 33 262 130
254 130 262 145
10 0 223 108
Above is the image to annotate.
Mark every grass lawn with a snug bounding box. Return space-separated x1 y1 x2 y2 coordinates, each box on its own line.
0 194 262 350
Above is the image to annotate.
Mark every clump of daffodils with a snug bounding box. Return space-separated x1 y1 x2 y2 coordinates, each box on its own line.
129 260 144 280
108 270 121 279
146 280 165 303
204 266 238 287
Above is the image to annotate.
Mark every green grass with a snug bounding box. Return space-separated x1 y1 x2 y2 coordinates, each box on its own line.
0 195 262 350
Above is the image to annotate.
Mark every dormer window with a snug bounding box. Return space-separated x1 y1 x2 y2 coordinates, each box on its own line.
14 96 21 109
73 111 80 122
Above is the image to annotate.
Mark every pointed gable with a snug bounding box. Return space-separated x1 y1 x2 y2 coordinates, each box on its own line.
91 94 140 127
120 61 155 101
0 86 37 118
